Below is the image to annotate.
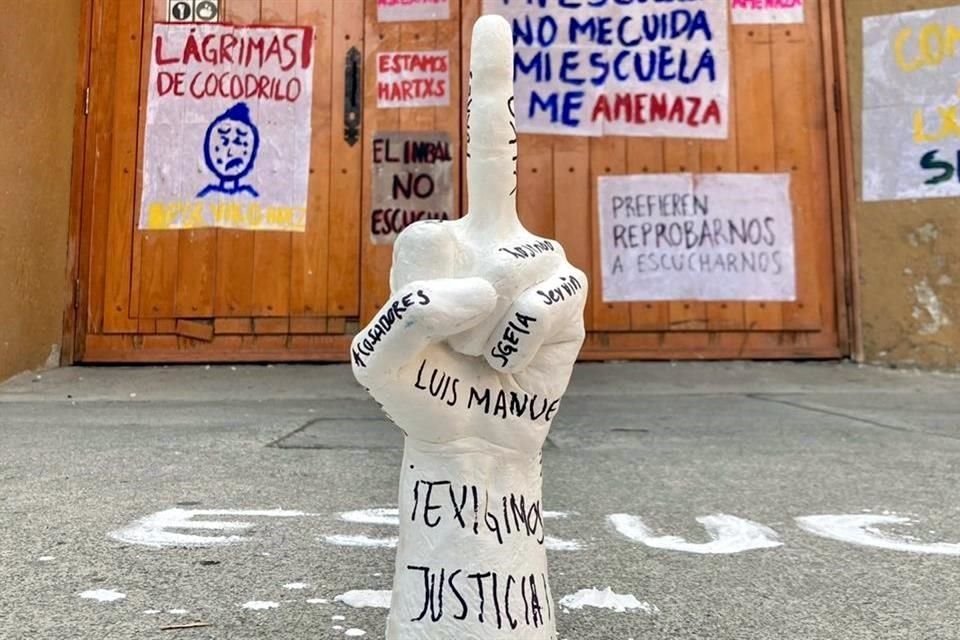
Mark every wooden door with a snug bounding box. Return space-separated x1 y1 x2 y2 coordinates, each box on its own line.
460 0 846 360
74 0 846 363
77 0 363 362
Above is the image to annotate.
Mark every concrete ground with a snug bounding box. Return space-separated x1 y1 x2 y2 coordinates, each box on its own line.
1 361 959 640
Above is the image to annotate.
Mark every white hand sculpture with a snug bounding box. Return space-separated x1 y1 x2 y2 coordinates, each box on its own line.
351 15 586 640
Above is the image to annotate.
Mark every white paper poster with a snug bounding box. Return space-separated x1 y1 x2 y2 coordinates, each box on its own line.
140 23 315 231
731 0 804 25
482 0 729 138
371 131 454 244
377 51 450 108
378 0 450 23
862 7 960 201
598 174 796 302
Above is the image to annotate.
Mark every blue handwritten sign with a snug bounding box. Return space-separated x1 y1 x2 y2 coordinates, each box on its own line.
483 0 730 138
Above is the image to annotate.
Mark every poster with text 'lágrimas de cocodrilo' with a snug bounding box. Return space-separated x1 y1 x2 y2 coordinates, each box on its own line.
140 23 315 231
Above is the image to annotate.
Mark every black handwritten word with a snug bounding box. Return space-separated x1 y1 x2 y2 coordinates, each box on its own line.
634 250 786 275
352 291 431 368
537 275 583 306
371 208 449 237
407 565 553 630
490 312 537 368
499 240 556 260
612 192 709 219
612 218 777 251
414 360 561 422
410 479 546 545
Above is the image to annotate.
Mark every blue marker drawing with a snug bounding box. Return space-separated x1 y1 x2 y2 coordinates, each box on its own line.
197 102 261 198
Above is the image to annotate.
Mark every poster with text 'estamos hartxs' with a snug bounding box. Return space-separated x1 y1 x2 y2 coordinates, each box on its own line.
140 23 315 231
482 0 729 138
862 7 960 201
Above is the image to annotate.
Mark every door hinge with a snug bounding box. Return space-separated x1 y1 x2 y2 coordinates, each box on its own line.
74 279 81 309
83 86 90 116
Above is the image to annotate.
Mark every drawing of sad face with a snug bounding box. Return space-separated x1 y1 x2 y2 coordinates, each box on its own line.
203 102 260 181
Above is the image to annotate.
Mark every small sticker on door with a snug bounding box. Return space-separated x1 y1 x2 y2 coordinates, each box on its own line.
168 0 220 23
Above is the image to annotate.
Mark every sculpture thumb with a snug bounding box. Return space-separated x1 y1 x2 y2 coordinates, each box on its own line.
464 14 522 241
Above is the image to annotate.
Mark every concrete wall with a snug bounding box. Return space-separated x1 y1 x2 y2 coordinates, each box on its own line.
0 2 81 381
845 0 960 370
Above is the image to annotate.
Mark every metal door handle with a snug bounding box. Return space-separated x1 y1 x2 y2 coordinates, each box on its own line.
344 46 361 146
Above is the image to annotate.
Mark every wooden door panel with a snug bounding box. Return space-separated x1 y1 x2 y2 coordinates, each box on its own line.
249 0 296 318
326 0 364 318
78 0 844 363
292 0 334 317
589 137 631 331
360 0 399 324
83 0 121 337
625 139 669 332
552 137 593 332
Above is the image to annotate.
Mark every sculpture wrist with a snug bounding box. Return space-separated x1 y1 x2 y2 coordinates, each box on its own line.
386 440 557 639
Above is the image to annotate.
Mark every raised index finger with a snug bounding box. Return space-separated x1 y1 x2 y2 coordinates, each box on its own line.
464 14 522 240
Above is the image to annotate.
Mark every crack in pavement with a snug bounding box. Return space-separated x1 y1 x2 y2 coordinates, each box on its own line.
746 393 960 442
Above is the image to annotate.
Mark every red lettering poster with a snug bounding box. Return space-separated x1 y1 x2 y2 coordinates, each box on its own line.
731 0 804 25
378 0 450 23
483 0 730 138
377 51 451 108
141 23 315 231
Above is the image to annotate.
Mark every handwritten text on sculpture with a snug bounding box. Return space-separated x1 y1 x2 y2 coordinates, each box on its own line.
482 0 730 137
141 23 315 231
862 7 960 201
598 173 796 301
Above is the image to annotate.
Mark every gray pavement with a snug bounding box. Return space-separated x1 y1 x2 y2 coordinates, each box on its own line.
1 361 959 639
